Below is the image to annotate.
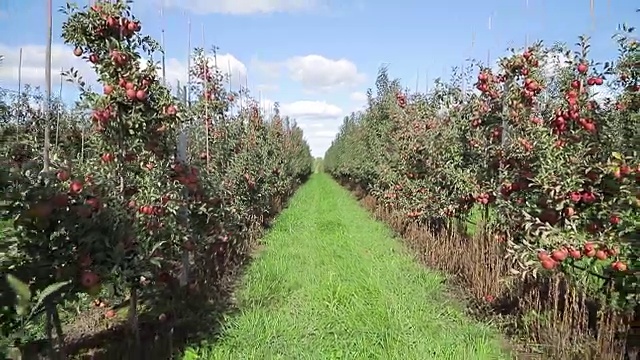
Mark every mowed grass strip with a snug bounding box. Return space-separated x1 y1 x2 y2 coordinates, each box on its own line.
184 174 509 360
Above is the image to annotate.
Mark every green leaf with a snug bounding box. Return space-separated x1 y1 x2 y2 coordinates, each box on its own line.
150 258 162 268
6 275 31 302
7 346 21 360
149 240 166 257
6 274 31 316
31 280 72 315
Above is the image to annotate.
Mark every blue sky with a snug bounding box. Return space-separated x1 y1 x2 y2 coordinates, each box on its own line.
0 0 634 156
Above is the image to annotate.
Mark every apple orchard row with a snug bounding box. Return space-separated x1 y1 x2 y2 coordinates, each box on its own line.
0 0 313 331
325 32 639 306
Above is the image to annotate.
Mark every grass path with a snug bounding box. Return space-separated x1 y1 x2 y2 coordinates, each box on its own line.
184 174 509 360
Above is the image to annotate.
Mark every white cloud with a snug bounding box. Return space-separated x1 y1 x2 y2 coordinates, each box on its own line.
298 122 324 129
280 100 342 120
306 136 336 157
0 43 95 92
0 42 347 157
235 99 342 135
255 55 365 92
258 98 275 110
489 49 570 78
258 99 342 156
255 83 279 92
0 43 248 96
261 99 337 119
311 130 338 138
349 91 367 103
165 0 323 14
142 53 248 91
589 83 618 104
283 100 342 156
541 51 570 77
285 55 365 92
251 58 281 79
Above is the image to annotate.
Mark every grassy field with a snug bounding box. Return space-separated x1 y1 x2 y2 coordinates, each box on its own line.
183 173 509 360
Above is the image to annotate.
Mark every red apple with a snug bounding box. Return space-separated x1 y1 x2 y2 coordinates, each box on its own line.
541 259 556 270
551 250 567 262
101 153 114 163
70 180 83 194
612 261 627 272
80 271 100 288
57 170 70 181
85 197 101 211
577 63 588 74
165 104 177 116
569 249 581 259
126 89 137 100
136 90 147 101
609 214 621 225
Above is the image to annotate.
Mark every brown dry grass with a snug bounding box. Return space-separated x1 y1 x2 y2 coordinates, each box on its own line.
347 181 632 360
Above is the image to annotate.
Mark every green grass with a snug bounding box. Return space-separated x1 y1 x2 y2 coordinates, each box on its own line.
465 205 497 236
183 173 510 360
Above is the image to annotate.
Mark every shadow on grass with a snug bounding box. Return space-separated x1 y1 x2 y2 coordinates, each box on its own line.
17 189 299 360
66 276 244 359
15 238 255 360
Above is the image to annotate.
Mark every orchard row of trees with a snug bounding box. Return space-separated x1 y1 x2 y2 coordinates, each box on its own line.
0 1 313 358
326 12 639 359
